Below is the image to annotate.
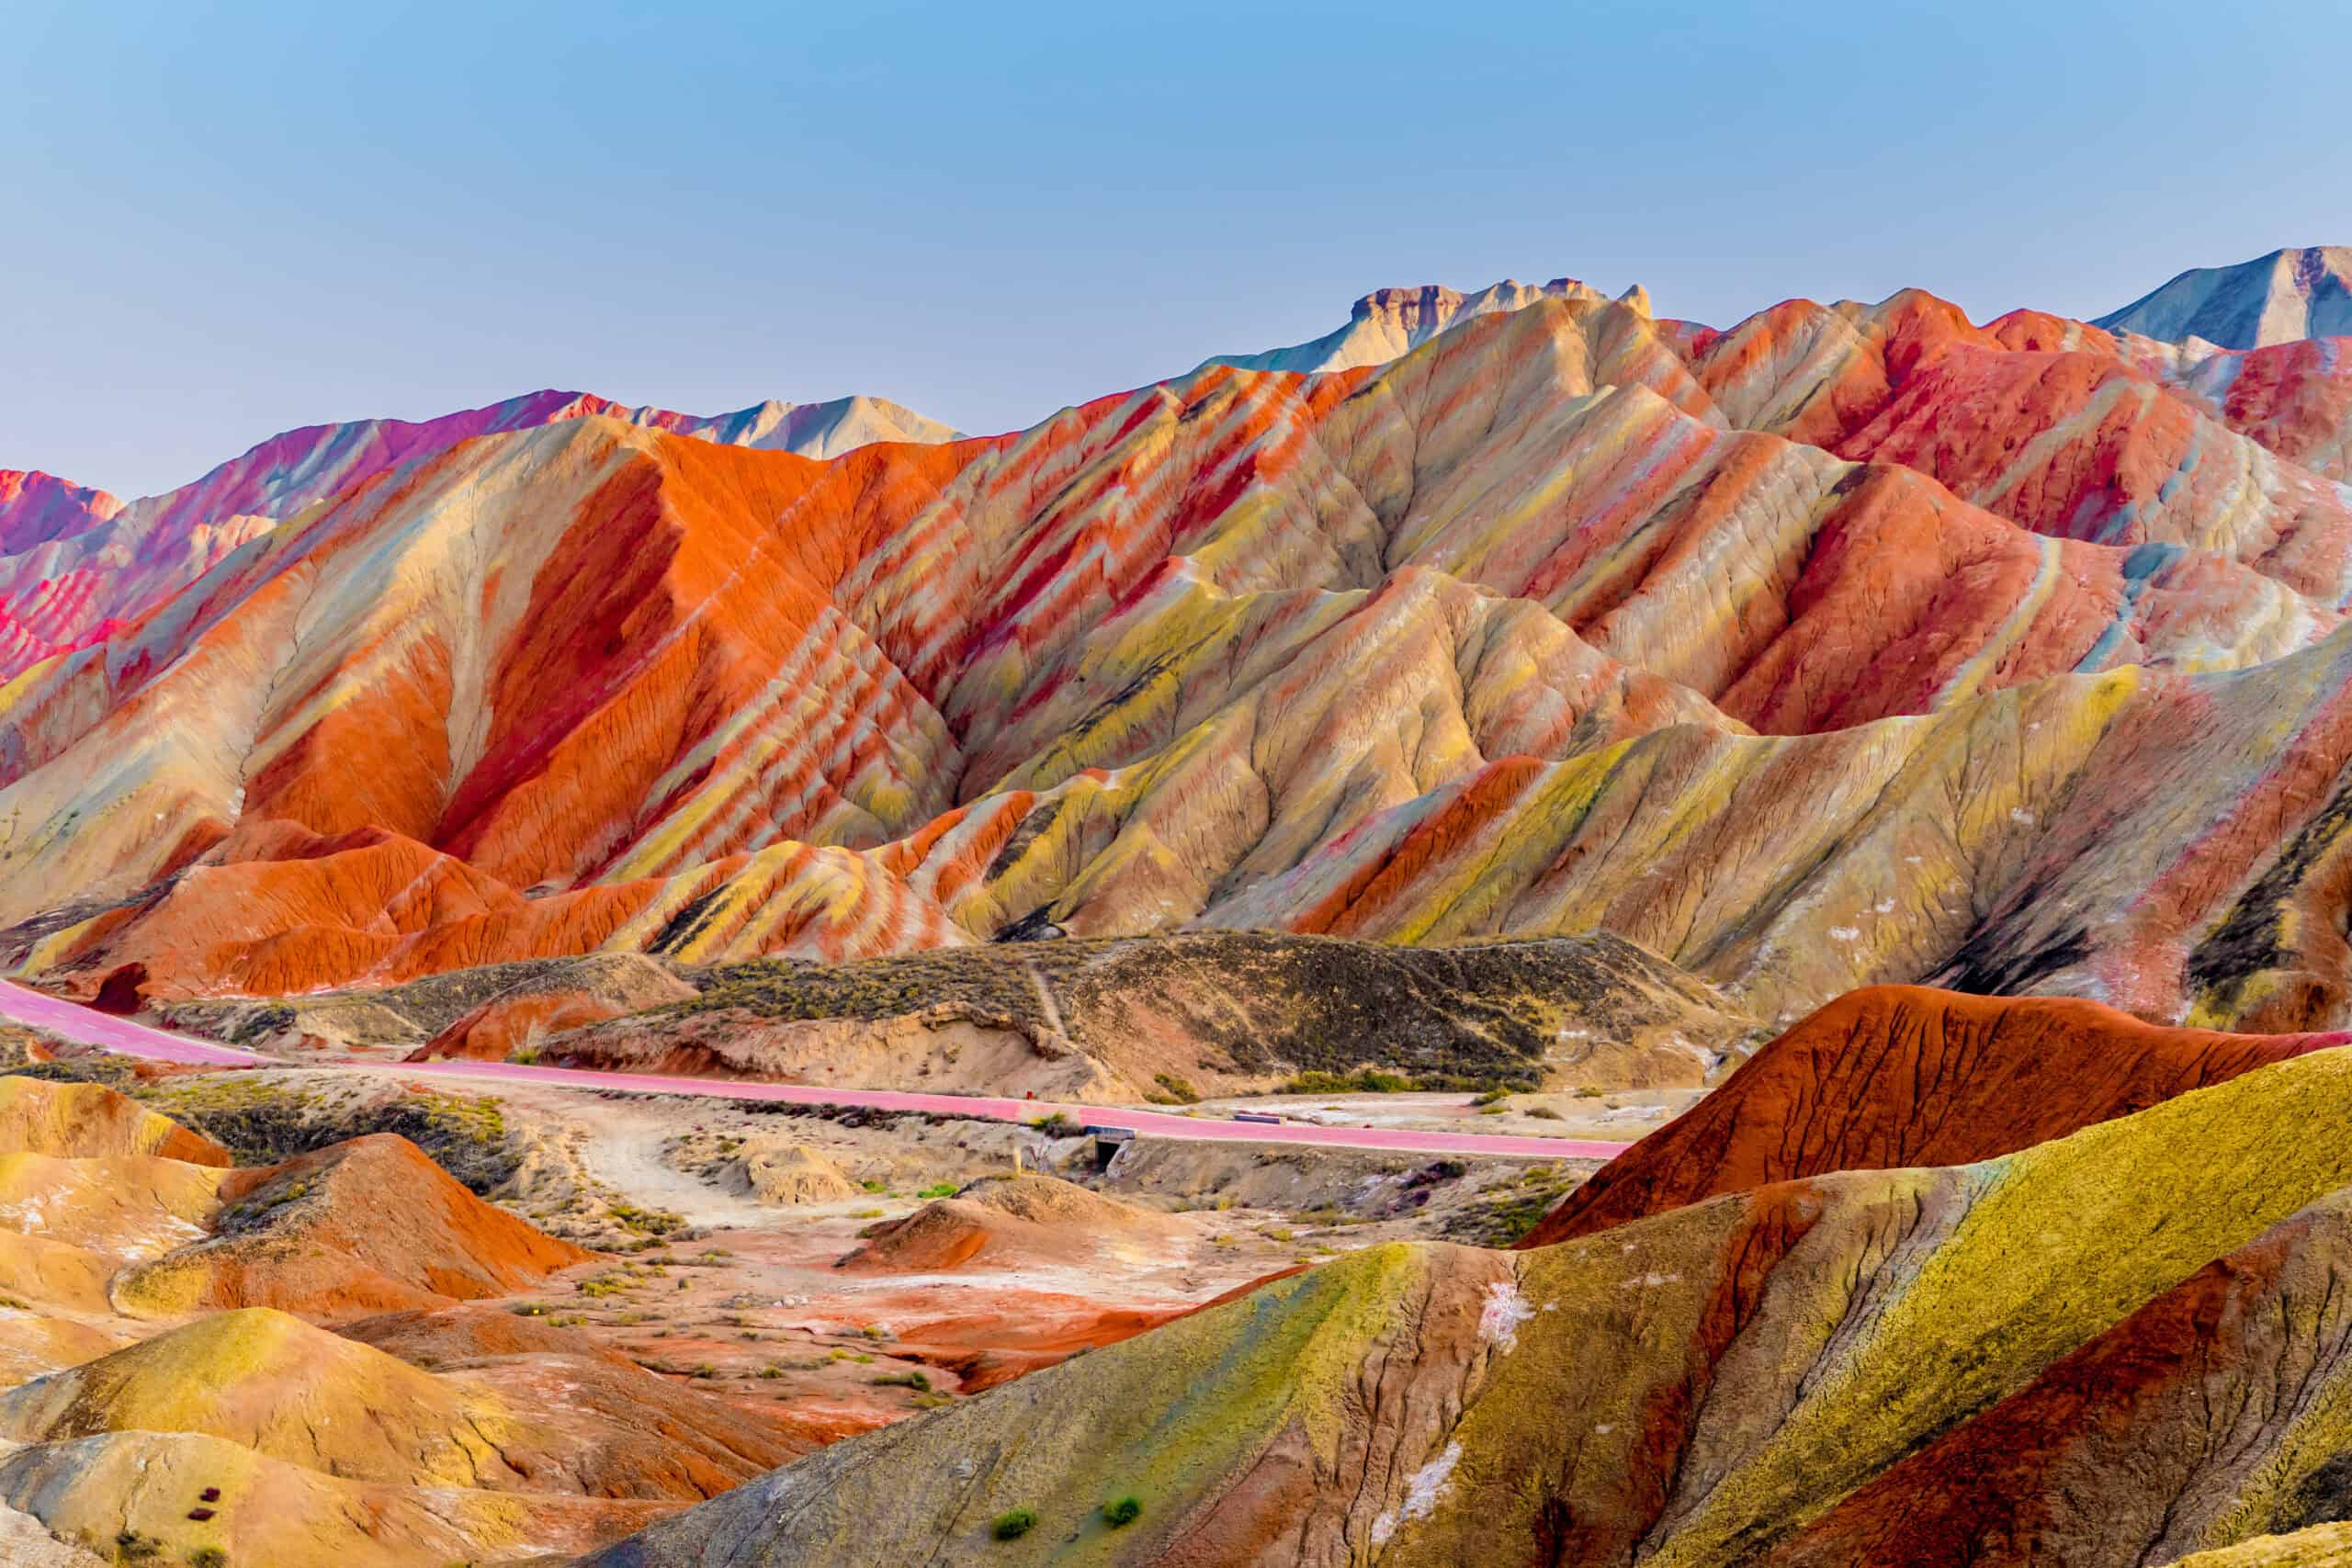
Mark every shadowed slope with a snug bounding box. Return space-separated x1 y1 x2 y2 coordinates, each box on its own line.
2096 248 2352 348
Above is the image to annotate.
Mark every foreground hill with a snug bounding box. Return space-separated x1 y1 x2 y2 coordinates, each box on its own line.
582 1036 2352 1567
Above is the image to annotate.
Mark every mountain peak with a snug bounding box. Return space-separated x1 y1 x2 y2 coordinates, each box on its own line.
2094 245 2352 348
1210 275 1630 376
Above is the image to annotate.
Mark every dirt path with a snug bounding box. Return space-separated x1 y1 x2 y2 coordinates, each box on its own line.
535 1087 773 1229
1 982 1632 1161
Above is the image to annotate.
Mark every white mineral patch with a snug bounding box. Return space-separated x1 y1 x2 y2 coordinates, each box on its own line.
1478 1280 1534 1350
1370 1440 1463 1545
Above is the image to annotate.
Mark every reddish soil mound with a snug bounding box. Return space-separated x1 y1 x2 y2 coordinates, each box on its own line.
1521 985 2348 1247
337 1302 638 1364
833 1175 1188 1274
112 1133 592 1318
893 1265 1311 1393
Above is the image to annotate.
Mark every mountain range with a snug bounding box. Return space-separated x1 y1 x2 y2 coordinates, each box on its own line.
7 254 2352 1042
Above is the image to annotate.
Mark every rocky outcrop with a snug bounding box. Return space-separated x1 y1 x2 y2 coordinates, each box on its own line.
729 1139 861 1206
1202 276 1614 373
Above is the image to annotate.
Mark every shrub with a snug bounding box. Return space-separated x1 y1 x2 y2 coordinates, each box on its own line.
1102 1495 1143 1528
1030 1111 1075 1135
187 1551 231 1568
870 1370 932 1392
991 1507 1038 1540
1148 1072 1199 1104
916 1182 959 1199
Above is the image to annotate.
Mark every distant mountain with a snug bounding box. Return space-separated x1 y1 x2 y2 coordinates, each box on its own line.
610 392 958 459
1200 276 1649 374
0 390 957 680
2095 245 2352 347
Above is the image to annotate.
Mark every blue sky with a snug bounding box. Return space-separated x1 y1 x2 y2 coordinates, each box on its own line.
10 0 2350 498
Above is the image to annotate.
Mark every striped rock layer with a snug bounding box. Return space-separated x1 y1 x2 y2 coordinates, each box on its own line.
0 389 956 681
9 281 2352 1028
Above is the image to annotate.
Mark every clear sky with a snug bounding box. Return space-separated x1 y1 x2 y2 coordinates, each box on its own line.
10 0 2350 499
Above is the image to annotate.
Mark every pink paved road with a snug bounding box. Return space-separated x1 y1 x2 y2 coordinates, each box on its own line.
0 982 1629 1162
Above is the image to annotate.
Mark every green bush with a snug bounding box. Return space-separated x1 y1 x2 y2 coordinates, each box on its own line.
1102 1495 1143 1527
991 1507 1038 1540
1148 1072 1199 1104
916 1182 959 1199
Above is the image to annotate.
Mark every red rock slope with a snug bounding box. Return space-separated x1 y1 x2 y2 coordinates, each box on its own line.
1521 985 2349 1247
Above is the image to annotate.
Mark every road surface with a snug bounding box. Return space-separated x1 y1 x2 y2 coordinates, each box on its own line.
0 981 1629 1163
